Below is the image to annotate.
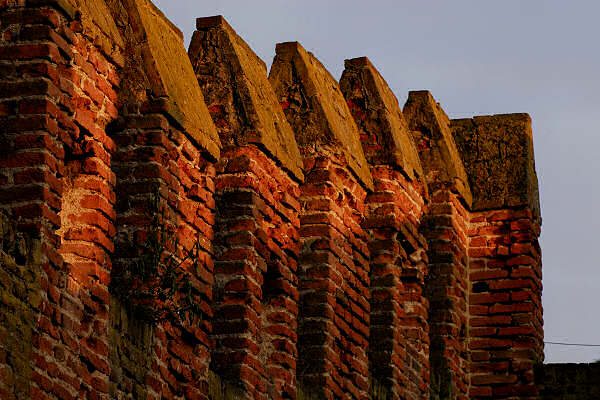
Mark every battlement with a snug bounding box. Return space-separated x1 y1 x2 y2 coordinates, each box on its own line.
0 1 543 399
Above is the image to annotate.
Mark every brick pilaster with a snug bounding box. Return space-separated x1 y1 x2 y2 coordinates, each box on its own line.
190 16 303 399
270 42 373 400
452 114 542 399
404 90 473 399
340 57 430 400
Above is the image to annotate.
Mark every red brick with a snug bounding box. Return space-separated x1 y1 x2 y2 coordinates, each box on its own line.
470 292 510 305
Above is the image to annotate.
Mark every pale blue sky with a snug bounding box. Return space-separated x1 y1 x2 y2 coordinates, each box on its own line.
154 0 600 363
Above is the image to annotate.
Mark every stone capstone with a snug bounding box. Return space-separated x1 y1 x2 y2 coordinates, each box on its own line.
189 15 304 181
66 0 125 65
403 90 472 206
451 113 541 218
105 0 221 160
340 57 423 182
269 41 374 190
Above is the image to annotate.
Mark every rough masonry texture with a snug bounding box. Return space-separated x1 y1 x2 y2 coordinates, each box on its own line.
0 1 551 399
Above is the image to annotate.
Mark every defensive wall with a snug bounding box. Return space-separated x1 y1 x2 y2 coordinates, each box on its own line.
0 0 549 398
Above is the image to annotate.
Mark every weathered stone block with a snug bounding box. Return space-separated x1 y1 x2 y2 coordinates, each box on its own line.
105 0 221 160
189 15 303 181
340 56 424 182
269 41 374 190
404 90 472 206
452 114 540 218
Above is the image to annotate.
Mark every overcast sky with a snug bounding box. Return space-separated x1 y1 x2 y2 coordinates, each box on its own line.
154 0 600 364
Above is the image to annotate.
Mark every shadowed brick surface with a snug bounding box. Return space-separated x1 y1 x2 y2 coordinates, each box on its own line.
535 363 600 399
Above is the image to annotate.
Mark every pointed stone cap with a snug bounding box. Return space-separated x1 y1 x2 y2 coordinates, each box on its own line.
340 57 423 181
403 91 472 206
106 0 221 160
56 0 125 65
269 42 374 191
189 16 303 181
451 114 540 218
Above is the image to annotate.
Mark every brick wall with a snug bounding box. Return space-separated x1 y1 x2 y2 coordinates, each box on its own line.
0 1 546 399
535 363 600 399
107 2 220 399
340 57 430 400
1 1 221 399
209 147 300 399
0 213 42 399
422 189 470 399
110 115 218 400
467 208 542 398
1 1 117 397
362 166 429 400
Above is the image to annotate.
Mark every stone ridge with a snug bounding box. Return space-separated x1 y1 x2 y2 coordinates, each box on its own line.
340 56 424 182
106 0 221 160
451 113 541 217
269 41 374 190
189 15 304 181
65 0 125 66
135 0 221 159
195 15 267 73
403 90 472 206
